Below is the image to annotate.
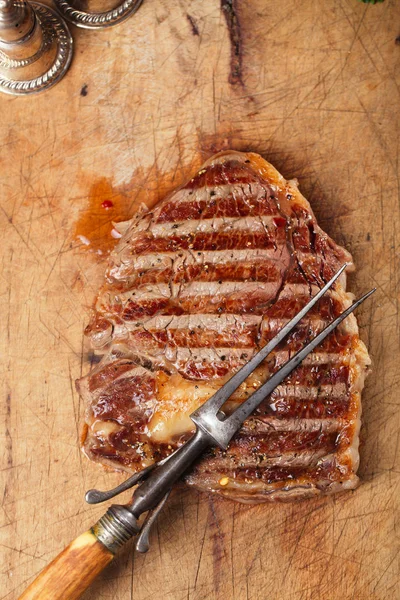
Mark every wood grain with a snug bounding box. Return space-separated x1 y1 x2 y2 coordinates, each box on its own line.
18 531 113 600
1 1 399 599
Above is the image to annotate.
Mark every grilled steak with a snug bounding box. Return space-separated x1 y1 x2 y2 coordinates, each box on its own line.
77 151 370 503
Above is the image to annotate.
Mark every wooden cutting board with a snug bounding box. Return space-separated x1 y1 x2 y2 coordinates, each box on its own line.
1 1 399 598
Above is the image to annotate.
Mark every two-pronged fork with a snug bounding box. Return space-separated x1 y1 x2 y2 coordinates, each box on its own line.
19 264 375 600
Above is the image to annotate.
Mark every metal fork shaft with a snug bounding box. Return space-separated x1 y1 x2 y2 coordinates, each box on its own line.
129 428 211 517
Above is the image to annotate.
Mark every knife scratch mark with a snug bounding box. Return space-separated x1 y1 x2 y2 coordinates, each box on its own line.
221 0 244 87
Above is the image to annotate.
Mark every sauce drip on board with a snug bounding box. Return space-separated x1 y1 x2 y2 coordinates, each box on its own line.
74 177 135 257
74 164 202 258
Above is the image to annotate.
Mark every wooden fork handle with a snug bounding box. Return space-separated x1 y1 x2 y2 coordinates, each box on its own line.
18 529 114 600
19 505 140 600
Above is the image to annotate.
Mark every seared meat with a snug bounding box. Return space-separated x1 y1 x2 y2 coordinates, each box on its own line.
77 151 370 503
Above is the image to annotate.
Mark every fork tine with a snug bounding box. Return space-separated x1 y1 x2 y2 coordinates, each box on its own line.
195 287 375 449
191 263 348 422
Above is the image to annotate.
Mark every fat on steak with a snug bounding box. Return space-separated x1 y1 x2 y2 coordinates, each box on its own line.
77 151 371 503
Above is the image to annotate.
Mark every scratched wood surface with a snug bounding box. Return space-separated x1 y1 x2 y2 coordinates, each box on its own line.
1 1 399 598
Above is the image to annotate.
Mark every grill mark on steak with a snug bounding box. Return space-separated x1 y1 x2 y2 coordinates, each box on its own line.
98 291 341 325
184 161 256 189
100 281 336 312
186 456 349 488
193 444 341 479
149 215 280 237
111 261 285 289
257 396 351 420
155 190 279 221
215 429 339 455
78 151 370 503
87 306 343 351
111 248 289 275
241 417 343 433
127 231 285 255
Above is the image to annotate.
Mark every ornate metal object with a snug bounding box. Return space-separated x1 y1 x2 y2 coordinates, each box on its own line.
0 0 73 95
53 0 143 30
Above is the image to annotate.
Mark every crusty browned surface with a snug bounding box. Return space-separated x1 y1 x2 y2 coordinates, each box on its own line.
79 151 370 502
1 1 399 599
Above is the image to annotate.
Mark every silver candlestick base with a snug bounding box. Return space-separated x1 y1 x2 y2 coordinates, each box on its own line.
53 0 143 29
0 0 73 95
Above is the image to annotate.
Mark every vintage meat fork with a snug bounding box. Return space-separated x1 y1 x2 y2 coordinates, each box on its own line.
19 264 375 600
